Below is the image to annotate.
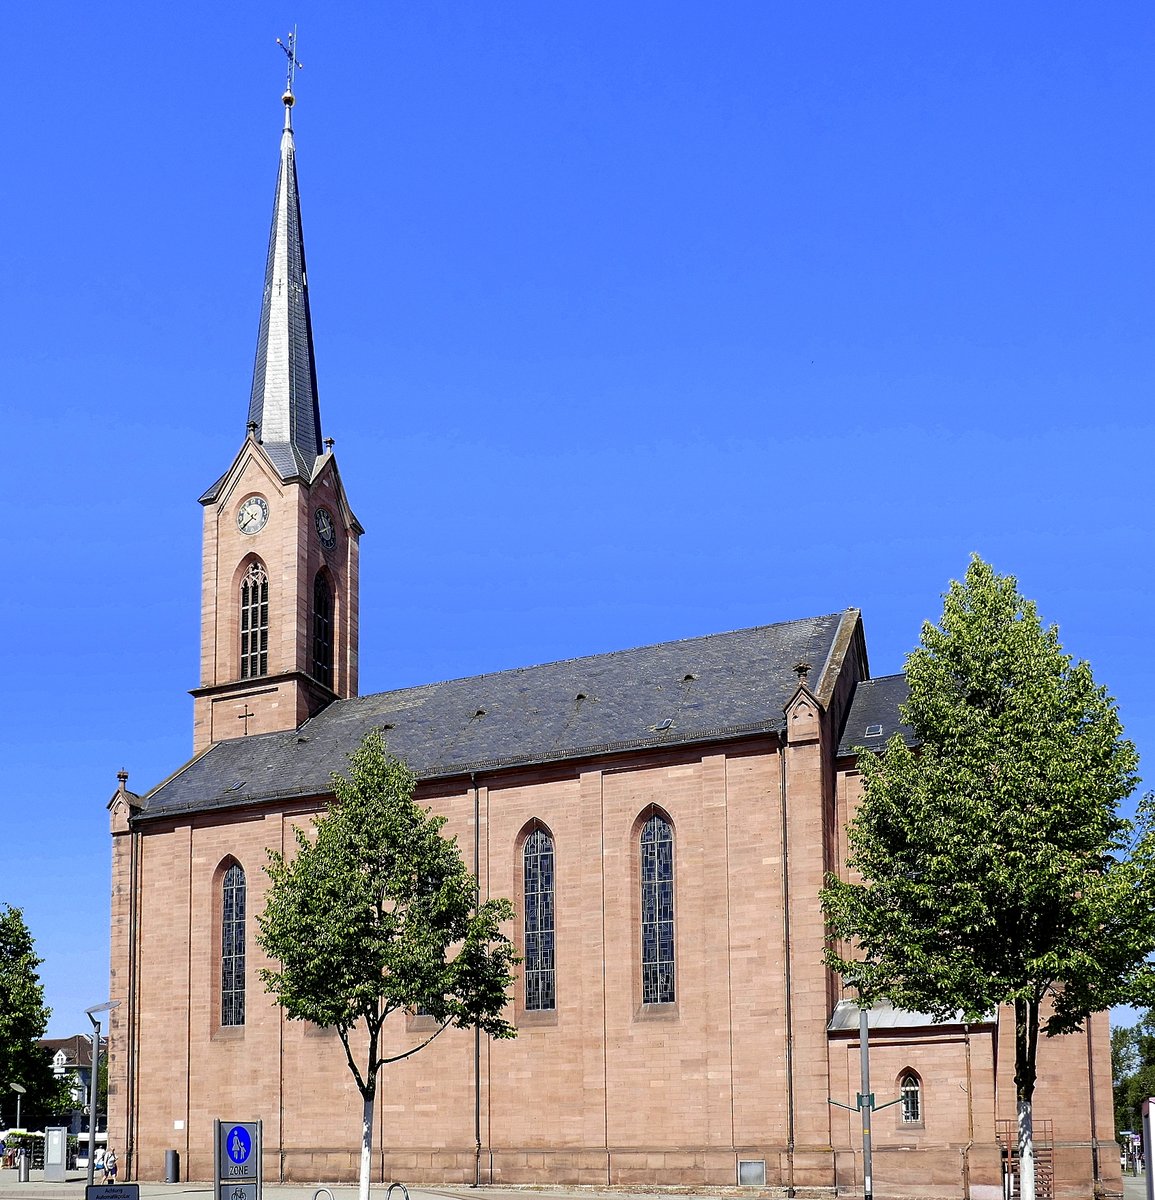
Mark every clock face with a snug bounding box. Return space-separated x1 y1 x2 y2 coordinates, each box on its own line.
236 495 269 535
314 507 337 549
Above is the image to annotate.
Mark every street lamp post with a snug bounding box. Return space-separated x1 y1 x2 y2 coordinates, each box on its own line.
9 1083 25 1130
85 1001 120 1187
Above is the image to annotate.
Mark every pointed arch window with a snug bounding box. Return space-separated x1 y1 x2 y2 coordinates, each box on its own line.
900 1071 922 1124
311 571 333 688
640 813 675 1004
523 828 555 1011
221 864 246 1027
240 562 269 679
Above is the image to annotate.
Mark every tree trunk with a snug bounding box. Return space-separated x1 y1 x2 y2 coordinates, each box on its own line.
359 1092 374 1200
1017 1097 1035 1200
1013 997 1040 1200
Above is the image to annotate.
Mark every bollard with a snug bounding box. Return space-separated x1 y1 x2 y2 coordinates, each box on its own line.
17 1149 29 1183
165 1149 181 1183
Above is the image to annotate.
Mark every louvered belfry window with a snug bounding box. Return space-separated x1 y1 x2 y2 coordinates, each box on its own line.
240 562 269 678
311 572 333 688
523 828 556 1011
641 813 675 1004
221 864 246 1026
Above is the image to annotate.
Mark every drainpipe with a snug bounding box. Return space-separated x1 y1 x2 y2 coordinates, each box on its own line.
126 819 141 1181
1086 1014 1100 1188
779 738 796 1198
472 773 482 1188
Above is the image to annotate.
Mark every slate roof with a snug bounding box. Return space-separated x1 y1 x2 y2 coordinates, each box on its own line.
836 672 915 757
140 612 852 820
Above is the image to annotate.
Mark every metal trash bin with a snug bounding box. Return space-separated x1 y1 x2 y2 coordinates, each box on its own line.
165 1149 180 1183
17 1150 29 1183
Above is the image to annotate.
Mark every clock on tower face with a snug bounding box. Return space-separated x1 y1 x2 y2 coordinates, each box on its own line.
236 495 269 535
314 507 337 549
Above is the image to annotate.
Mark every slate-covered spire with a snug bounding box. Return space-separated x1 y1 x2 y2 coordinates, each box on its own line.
246 88 323 480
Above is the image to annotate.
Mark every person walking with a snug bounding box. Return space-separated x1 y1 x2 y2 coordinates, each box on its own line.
103 1148 117 1184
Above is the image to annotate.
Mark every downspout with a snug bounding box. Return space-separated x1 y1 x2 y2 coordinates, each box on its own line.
472 773 482 1188
1086 1014 1100 1188
126 820 141 1181
779 736 796 1198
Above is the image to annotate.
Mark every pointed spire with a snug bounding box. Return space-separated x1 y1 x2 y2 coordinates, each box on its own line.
246 79 323 481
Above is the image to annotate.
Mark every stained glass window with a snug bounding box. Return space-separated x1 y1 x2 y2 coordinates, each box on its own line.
312 572 333 687
240 562 269 679
221 864 246 1027
640 813 675 1004
523 828 555 1010
900 1072 921 1124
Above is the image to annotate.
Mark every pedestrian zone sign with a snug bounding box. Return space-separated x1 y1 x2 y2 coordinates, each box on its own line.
215 1118 262 1200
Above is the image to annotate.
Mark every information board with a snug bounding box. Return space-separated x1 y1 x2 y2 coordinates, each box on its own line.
85 1187 140 1200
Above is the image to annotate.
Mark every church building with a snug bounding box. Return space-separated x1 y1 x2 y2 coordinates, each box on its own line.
106 86 1119 1200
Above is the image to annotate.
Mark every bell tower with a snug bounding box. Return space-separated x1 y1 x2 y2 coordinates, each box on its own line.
191 82 362 753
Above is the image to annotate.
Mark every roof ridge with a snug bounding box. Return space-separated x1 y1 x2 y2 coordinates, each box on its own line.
345 612 850 704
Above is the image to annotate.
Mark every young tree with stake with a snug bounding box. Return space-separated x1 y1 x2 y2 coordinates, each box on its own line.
822 557 1155 1200
258 733 518 1200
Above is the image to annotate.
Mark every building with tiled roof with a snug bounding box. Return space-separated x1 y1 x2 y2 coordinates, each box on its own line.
105 81 1115 1200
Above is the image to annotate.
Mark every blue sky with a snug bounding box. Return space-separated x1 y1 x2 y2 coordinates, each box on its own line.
5 2 1154 1038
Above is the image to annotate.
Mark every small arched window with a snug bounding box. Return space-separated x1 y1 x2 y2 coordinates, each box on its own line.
240 562 269 679
311 571 333 688
900 1071 922 1124
221 864 246 1027
523 828 555 1011
640 813 675 1004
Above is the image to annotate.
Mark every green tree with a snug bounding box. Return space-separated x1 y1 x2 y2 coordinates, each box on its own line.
0 905 71 1129
821 557 1155 1200
257 733 518 1200
1112 1011 1155 1137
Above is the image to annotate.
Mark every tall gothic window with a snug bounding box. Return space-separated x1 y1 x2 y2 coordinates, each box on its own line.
900 1071 922 1124
240 562 269 679
640 813 675 1004
523 828 555 1011
311 571 333 688
221 864 246 1027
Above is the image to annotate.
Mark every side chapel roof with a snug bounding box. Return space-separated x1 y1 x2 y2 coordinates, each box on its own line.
836 672 914 757
140 611 854 819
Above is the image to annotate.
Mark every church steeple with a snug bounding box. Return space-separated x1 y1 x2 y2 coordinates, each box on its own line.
245 88 323 481
192 68 362 755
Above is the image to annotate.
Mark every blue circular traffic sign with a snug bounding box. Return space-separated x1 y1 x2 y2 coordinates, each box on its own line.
226 1126 252 1165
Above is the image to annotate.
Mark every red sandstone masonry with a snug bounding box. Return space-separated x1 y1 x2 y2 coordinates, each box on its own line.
193 443 359 753
110 725 1116 1196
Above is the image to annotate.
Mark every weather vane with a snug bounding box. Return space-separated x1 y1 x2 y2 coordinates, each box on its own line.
276 27 303 96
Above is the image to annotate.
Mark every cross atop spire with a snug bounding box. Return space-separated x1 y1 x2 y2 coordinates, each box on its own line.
276 27 303 100
244 56 323 482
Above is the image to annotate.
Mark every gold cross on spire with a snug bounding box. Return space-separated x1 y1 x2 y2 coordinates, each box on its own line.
276 27 303 97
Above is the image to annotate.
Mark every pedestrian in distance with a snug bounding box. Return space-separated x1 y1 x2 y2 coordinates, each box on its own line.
103 1148 117 1184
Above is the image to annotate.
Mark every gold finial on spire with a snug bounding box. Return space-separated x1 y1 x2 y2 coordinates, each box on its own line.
276 27 303 107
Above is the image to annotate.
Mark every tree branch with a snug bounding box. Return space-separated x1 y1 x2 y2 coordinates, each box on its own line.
377 1019 452 1068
